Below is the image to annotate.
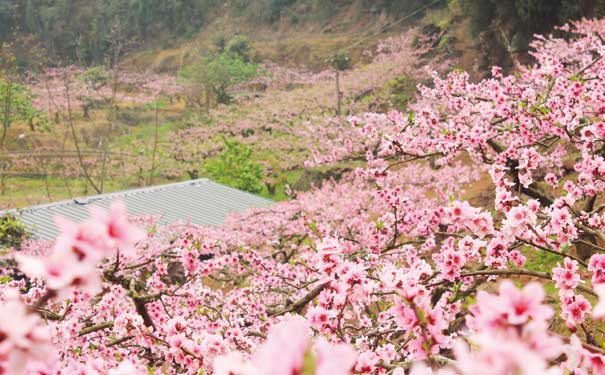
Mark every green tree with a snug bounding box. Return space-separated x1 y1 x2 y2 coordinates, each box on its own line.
0 47 41 146
331 51 352 71
203 138 264 194
181 51 258 105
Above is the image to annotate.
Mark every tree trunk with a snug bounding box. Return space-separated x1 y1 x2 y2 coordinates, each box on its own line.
576 232 598 261
148 99 159 185
335 70 341 116
205 85 211 113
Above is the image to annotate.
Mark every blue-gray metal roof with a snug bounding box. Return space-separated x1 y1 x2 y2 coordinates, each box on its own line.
1 179 272 241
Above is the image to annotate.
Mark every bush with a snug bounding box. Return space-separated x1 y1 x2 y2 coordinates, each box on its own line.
226 35 253 62
203 138 264 194
0 215 28 249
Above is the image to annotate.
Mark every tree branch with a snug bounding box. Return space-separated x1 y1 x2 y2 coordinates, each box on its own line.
267 282 329 316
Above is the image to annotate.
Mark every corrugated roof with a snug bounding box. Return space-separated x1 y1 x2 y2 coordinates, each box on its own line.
1 179 272 241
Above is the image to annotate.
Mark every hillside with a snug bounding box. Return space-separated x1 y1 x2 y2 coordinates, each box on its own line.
2 1 600 70
0 0 602 209
1 1 435 67
0 0 450 208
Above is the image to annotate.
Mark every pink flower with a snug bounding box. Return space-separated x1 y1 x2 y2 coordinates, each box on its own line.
89 201 146 257
444 201 494 238
593 284 605 320
214 352 259 375
252 316 310 375
433 239 466 282
454 333 556 375
214 316 356 375
563 334 605 374
316 237 343 275
306 305 334 329
553 257 580 293
354 351 380 373
468 281 553 331
561 294 591 330
16 243 101 296
314 338 356 375
446 201 470 221
589 254 605 285
452 282 563 375
500 281 552 325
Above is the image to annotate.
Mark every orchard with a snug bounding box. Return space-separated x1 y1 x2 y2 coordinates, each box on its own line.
4 18 605 375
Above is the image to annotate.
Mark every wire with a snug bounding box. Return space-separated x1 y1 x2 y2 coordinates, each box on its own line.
337 0 445 54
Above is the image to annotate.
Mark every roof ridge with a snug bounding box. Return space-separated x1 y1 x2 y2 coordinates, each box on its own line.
0 178 213 214
1 178 273 241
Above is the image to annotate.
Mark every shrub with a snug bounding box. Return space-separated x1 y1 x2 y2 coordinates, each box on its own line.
203 138 264 194
0 215 28 249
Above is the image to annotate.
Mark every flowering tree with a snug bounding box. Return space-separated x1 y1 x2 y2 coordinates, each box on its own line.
3 17 605 375
170 30 442 175
27 67 183 117
0 66 186 202
0 74 41 146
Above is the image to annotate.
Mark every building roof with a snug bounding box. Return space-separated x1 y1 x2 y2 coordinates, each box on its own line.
1 179 272 241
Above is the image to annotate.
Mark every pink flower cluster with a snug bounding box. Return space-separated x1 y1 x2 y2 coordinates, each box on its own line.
0 289 55 374
214 316 356 375
443 201 494 238
16 202 145 297
411 282 569 375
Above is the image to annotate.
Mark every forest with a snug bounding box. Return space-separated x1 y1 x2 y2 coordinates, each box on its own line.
2 0 605 374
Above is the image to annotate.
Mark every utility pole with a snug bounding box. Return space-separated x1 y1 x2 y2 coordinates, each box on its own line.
335 69 341 116
330 52 351 116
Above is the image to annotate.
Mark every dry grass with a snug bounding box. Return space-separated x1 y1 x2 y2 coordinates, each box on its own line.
122 3 414 74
